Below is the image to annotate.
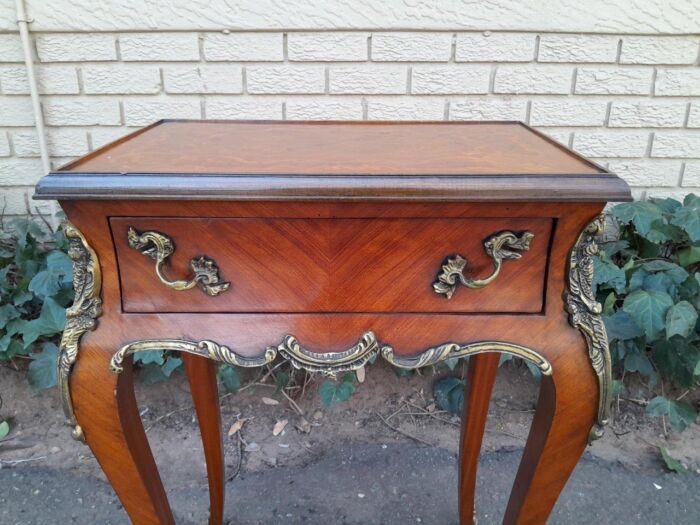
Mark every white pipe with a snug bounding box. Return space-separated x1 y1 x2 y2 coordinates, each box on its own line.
16 0 60 230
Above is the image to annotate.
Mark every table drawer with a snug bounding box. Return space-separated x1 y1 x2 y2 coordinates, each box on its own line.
111 216 552 314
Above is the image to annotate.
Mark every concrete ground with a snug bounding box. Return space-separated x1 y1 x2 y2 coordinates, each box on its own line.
2 443 699 525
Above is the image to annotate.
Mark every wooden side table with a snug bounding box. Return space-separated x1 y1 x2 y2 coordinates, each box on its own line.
35 120 631 525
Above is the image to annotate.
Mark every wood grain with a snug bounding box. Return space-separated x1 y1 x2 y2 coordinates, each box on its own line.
112 216 551 314
34 120 631 202
61 120 603 175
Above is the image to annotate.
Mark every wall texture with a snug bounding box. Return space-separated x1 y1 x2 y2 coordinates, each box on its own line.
1 1 699 217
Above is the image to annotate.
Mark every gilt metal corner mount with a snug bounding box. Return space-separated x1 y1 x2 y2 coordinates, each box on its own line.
565 215 612 442
59 222 102 442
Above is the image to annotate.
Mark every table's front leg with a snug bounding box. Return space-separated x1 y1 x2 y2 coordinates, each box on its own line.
59 221 175 524
72 339 175 525
502 338 598 524
502 216 610 524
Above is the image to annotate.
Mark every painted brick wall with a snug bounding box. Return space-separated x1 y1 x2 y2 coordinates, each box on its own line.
1 20 699 217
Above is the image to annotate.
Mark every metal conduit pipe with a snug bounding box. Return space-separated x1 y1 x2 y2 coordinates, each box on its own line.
15 0 60 229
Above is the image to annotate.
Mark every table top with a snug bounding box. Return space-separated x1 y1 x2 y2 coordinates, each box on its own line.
35 120 631 202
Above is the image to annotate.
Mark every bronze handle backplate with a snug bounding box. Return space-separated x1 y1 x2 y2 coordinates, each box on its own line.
433 230 534 299
127 227 230 296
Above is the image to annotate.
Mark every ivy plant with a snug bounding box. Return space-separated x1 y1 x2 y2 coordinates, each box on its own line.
596 194 700 432
0 218 72 389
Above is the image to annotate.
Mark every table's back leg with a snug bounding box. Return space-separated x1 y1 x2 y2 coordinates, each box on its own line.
459 352 501 525
71 343 175 525
183 353 225 525
502 347 597 525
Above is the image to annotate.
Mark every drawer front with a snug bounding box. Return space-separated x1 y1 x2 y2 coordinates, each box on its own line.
111 217 552 314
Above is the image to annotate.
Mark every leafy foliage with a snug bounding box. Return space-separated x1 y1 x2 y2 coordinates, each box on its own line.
0 219 72 389
433 376 465 415
596 195 700 432
217 364 241 393
659 447 689 474
319 373 356 408
0 420 9 439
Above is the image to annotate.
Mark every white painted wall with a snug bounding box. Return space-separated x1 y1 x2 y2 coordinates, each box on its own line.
1 1 699 217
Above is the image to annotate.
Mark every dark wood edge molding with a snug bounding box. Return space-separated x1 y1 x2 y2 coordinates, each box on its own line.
34 173 632 202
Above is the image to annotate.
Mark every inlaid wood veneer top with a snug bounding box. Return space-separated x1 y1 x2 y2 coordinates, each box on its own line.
35 120 631 202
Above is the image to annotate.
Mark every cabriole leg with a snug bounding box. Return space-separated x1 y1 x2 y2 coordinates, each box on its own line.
71 343 175 525
502 346 597 525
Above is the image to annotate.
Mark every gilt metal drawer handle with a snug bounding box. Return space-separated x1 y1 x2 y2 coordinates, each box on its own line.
433 231 534 299
127 227 230 296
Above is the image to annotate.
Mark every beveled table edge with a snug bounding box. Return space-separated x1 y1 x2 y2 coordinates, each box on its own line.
34 172 632 202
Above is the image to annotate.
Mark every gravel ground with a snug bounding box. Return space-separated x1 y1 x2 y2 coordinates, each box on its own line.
2 443 699 525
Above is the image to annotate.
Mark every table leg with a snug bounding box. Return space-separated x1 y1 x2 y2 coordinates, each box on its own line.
459 352 501 525
502 346 597 524
71 344 175 525
183 353 225 525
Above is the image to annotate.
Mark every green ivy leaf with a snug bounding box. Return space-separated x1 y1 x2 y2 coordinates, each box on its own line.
139 364 168 384
613 201 663 236
623 290 674 339
646 220 685 244
624 352 654 376
28 270 62 298
28 342 59 390
28 251 73 299
433 377 465 415
671 202 700 242
10 218 45 251
684 194 700 207
132 350 165 365
593 257 626 293
628 269 649 291
642 272 674 295
217 364 241 393
160 356 182 377
45 250 73 277
666 301 698 339
651 338 698 388
0 304 20 328
0 420 10 439
646 396 698 432
659 447 688 474
20 297 67 346
319 373 356 408
13 290 34 306
604 310 643 341
0 338 26 360
612 379 625 397
650 197 682 214
600 240 629 257
602 292 617 315
678 246 700 267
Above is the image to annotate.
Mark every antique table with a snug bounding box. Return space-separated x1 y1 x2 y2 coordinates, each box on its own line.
35 120 631 525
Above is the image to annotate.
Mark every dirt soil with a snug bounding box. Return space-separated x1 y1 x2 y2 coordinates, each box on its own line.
1 360 699 524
